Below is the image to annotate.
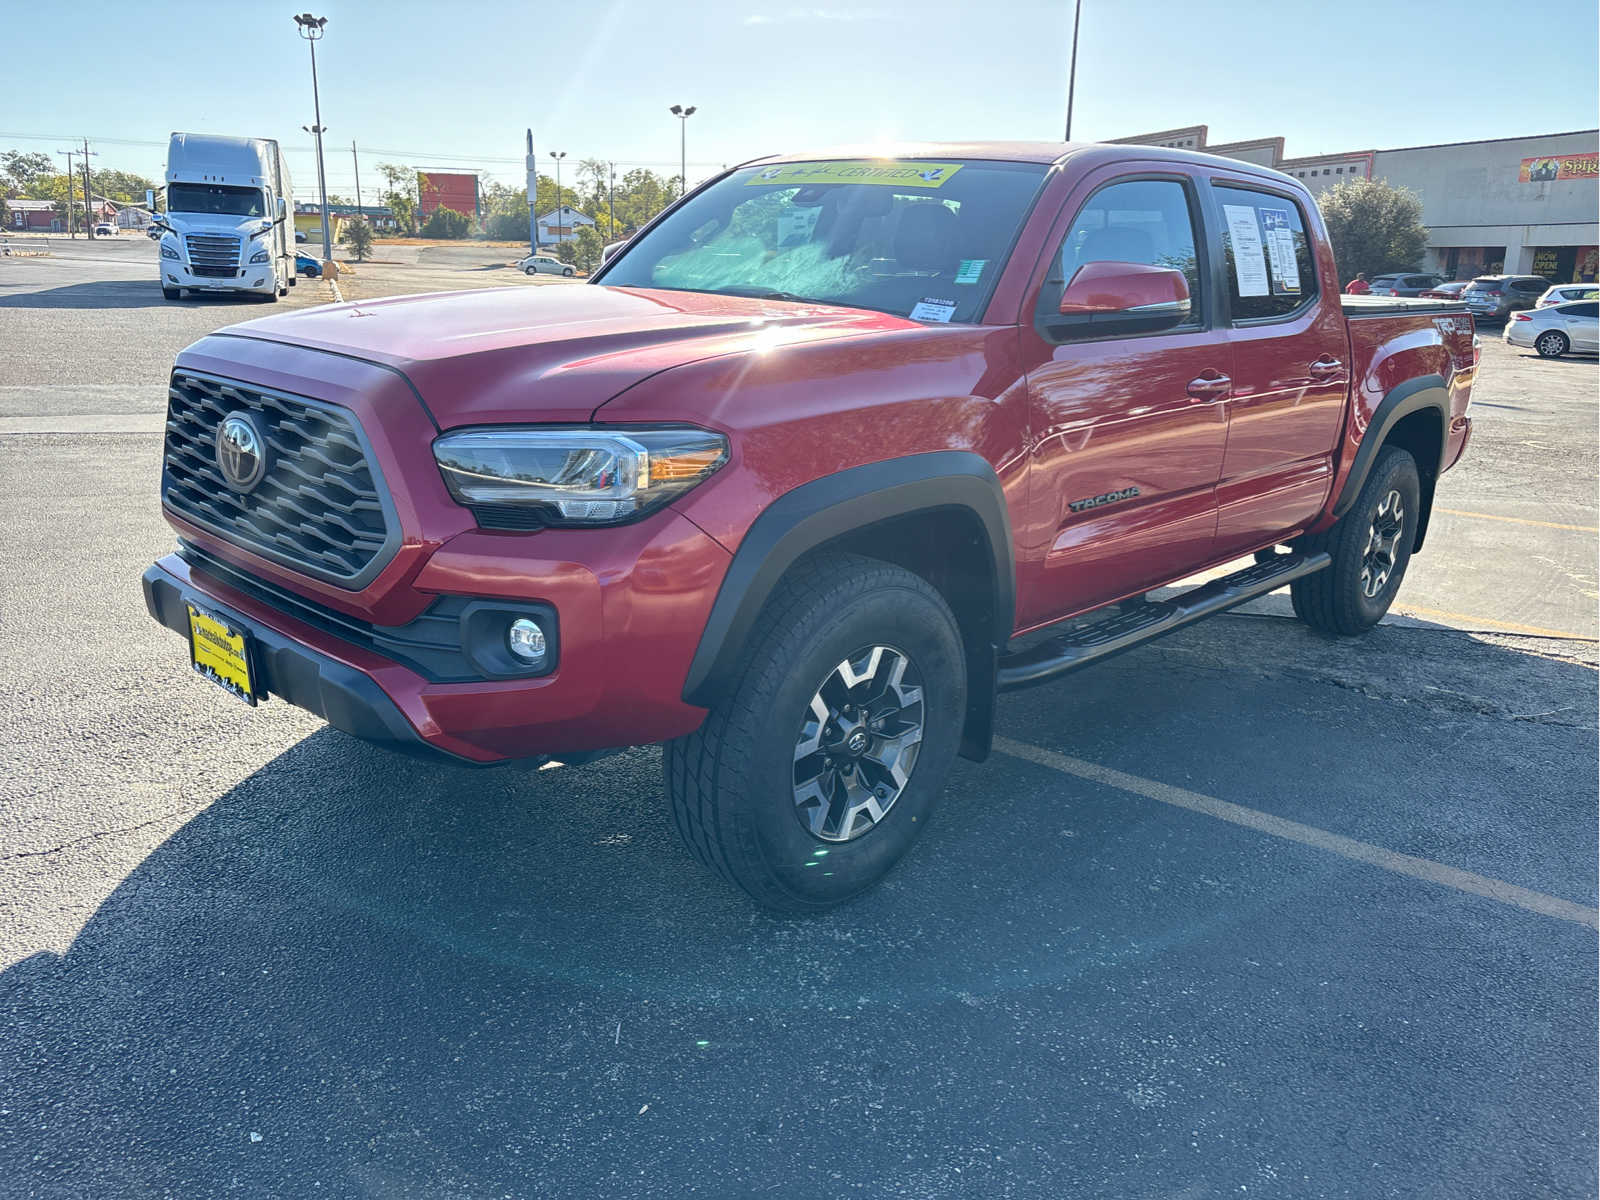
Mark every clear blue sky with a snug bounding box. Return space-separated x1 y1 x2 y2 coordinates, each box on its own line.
4 0 1596 203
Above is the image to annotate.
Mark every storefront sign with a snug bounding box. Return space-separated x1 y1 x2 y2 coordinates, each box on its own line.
1518 152 1598 183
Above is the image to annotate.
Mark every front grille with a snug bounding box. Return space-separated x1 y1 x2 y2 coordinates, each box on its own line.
163 372 398 588
184 233 240 277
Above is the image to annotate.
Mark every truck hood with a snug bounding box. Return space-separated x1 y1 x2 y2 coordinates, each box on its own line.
163 213 276 241
216 284 922 426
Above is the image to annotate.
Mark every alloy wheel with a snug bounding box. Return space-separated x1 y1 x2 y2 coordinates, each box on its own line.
1360 489 1405 598
1536 331 1566 357
792 645 925 843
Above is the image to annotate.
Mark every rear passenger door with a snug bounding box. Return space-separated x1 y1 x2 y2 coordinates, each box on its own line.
1561 301 1598 352
1017 169 1229 628
1203 179 1348 558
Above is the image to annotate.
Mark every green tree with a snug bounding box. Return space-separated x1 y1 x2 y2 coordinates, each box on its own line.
1 150 54 195
1318 177 1428 285
572 225 604 274
91 169 157 203
421 205 470 239
376 162 417 234
343 216 373 261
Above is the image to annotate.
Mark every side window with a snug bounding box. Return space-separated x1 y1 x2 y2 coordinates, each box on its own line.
1036 177 1203 333
1215 185 1318 321
1563 301 1597 317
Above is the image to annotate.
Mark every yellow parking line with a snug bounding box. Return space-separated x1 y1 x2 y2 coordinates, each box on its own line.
1391 604 1593 640
993 736 1600 930
1433 507 1598 533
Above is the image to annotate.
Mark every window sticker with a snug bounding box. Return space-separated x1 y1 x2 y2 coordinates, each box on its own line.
1222 204 1270 297
909 297 957 322
747 161 965 188
954 258 987 285
1259 206 1302 294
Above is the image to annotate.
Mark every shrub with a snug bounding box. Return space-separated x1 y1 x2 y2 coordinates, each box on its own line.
342 217 373 262
421 206 470 239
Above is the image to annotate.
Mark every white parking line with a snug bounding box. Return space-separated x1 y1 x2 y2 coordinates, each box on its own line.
993 736 1599 930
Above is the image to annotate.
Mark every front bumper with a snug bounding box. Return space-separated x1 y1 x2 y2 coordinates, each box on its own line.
163 260 277 293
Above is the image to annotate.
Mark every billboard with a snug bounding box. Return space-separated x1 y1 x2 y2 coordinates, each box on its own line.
1518 153 1598 183
418 171 480 219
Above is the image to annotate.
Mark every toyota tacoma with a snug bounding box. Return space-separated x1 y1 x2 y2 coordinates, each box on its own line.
143 142 1476 910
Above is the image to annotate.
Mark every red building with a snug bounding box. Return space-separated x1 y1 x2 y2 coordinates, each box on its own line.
7 199 61 231
418 171 480 221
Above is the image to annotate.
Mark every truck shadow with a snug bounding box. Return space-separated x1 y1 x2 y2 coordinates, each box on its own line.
0 280 279 310
1 618 1594 1193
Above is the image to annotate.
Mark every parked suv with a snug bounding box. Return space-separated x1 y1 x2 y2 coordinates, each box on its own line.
1462 274 1550 320
143 143 1475 910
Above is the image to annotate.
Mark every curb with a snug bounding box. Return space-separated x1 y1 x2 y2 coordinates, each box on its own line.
324 276 343 303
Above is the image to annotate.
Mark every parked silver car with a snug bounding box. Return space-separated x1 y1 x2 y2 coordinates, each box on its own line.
1536 283 1599 307
516 253 575 277
1503 300 1598 358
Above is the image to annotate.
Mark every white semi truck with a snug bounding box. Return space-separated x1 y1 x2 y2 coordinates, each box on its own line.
155 133 294 301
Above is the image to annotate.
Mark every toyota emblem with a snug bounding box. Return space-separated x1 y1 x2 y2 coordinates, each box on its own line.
215 411 267 492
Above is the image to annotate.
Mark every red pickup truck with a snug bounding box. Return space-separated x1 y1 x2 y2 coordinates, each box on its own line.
143 142 1476 910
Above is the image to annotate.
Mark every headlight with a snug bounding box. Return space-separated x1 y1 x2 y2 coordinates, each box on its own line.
250 248 271 263
161 243 179 260
433 426 729 527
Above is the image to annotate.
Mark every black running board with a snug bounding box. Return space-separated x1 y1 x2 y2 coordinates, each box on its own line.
996 552 1331 692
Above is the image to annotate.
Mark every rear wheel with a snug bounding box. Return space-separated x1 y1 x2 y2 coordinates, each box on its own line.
1290 446 1421 635
1535 330 1569 358
664 553 965 911
525 265 537 276
563 266 574 277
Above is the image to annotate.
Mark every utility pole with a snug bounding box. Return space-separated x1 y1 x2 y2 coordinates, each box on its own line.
1063 0 1083 141
81 139 98 239
608 161 615 239
351 140 362 216
525 129 537 254
294 13 333 261
56 150 76 237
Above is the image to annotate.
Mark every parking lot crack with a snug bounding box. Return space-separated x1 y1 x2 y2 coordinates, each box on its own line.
1 799 211 863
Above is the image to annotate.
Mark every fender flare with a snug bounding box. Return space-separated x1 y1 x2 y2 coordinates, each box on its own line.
1332 374 1448 548
681 450 1015 709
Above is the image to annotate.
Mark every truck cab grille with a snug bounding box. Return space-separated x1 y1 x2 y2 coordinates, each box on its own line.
184 233 241 277
162 371 400 588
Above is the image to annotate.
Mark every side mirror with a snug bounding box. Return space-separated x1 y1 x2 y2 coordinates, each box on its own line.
600 239 626 264
277 197 288 221
145 188 156 211
1049 261 1192 338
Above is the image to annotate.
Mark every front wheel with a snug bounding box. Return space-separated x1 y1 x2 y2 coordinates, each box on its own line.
664 553 966 911
161 286 181 300
1535 330 1569 358
1290 446 1421 635
525 266 537 276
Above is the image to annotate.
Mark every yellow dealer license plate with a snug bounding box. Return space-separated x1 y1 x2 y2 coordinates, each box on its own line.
186 603 257 705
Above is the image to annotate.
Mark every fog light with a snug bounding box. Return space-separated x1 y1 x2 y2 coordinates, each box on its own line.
507 618 547 663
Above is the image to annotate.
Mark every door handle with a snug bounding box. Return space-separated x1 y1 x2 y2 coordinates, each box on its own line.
1186 372 1231 401
1308 356 1344 380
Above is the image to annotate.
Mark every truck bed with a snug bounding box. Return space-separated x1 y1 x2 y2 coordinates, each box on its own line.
1340 294 1469 318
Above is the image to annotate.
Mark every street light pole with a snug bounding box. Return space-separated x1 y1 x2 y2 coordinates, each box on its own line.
549 150 566 247
1063 0 1083 141
669 104 696 198
294 13 333 261
525 129 538 255
56 150 76 237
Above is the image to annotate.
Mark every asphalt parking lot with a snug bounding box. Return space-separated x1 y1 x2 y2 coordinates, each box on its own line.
1 245 1595 1198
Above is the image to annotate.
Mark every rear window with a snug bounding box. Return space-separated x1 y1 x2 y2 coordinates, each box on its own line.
1214 185 1317 320
1466 278 1502 292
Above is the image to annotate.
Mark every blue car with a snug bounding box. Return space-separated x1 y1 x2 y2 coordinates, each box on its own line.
295 253 321 278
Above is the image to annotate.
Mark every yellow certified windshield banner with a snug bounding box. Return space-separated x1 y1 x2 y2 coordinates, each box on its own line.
747 161 965 188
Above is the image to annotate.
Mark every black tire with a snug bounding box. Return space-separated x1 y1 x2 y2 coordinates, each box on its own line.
525 266 537 276
664 553 966 912
161 287 181 300
563 266 574 277
1535 330 1569 358
1290 446 1421 635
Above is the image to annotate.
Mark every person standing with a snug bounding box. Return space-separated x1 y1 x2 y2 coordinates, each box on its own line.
1345 272 1371 295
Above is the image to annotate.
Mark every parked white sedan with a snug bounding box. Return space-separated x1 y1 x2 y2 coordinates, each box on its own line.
1504 300 1598 358
515 253 575 277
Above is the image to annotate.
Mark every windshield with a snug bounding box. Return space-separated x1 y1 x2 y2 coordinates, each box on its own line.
597 159 1049 322
167 183 265 218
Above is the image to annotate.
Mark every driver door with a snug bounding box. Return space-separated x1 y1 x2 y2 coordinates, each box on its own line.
1016 169 1230 630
